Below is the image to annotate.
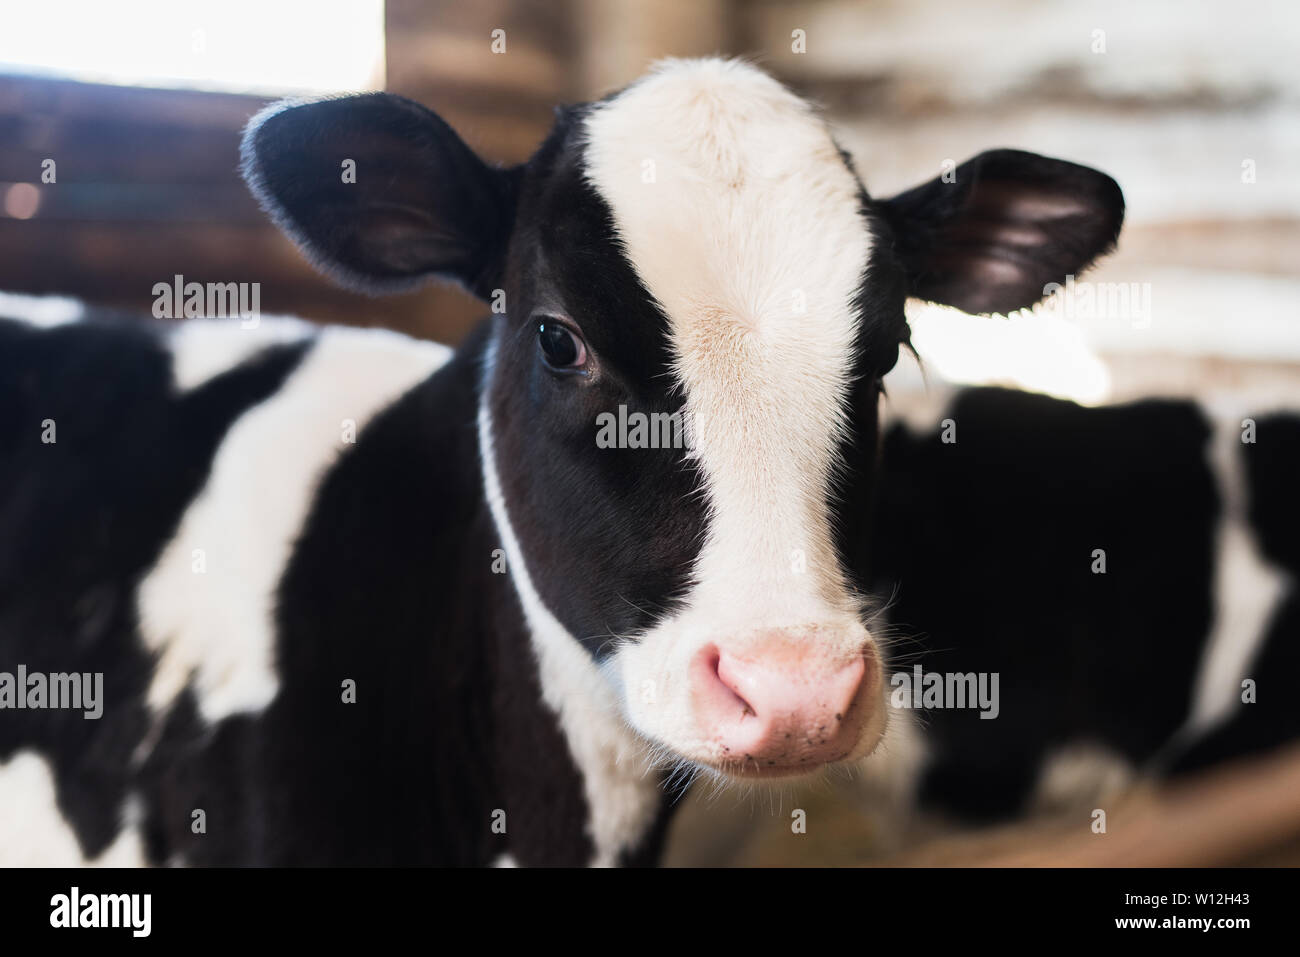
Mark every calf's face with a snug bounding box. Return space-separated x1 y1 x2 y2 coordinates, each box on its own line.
243 59 1123 780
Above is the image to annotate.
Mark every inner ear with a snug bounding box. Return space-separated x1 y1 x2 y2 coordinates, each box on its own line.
879 149 1125 316
241 93 520 299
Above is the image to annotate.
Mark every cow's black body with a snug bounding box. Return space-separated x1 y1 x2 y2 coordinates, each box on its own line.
0 315 677 866
875 388 1300 821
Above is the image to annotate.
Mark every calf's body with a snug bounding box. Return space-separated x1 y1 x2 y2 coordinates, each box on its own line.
2 301 1296 864
0 306 666 865
875 386 1300 821
0 58 1158 865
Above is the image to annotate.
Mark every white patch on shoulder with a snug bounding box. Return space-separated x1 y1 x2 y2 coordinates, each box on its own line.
584 58 881 759
479 388 662 868
0 291 85 328
1182 409 1291 737
0 750 146 866
167 315 317 391
138 326 450 725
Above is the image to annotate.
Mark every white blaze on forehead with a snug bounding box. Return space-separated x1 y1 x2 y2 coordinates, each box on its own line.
583 58 872 626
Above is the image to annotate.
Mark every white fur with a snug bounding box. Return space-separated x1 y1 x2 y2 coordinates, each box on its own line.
137 325 449 725
0 750 145 866
167 315 315 391
1183 408 1290 736
582 58 884 766
479 388 663 867
0 291 84 328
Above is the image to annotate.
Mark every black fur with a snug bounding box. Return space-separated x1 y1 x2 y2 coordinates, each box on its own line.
241 93 521 298
486 109 708 658
0 314 308 856
879 149 1125 316
132 325 595 865
873 388 1299 821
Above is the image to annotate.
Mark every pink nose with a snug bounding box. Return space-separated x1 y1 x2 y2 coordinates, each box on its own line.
691 641 873 772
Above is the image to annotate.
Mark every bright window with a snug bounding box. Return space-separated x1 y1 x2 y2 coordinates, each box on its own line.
0 0 385 94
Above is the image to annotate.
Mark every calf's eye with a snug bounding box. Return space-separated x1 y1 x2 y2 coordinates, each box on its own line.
537 321 588 371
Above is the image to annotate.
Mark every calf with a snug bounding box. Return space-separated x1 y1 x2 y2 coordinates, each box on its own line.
873 385 1300 822
0 58 1125 865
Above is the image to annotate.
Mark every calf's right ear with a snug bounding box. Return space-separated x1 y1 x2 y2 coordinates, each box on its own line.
241 93 519 299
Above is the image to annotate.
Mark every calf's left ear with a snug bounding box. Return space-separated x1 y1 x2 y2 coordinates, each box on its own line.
878 149 1124 316
241 93 518 299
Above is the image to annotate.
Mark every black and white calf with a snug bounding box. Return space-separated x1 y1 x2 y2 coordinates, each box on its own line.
0 59 1127 866
873 384 1300 823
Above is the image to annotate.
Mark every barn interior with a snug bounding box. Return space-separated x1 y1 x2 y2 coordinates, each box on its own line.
1 0 1297 866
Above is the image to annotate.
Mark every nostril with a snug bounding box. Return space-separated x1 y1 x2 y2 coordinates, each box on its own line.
688 639 881 771
708 649 757 718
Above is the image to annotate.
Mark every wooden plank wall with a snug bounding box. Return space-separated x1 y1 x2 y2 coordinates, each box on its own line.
0 2 575 343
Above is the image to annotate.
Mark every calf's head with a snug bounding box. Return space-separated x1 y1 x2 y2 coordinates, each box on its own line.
243 58 1123 780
